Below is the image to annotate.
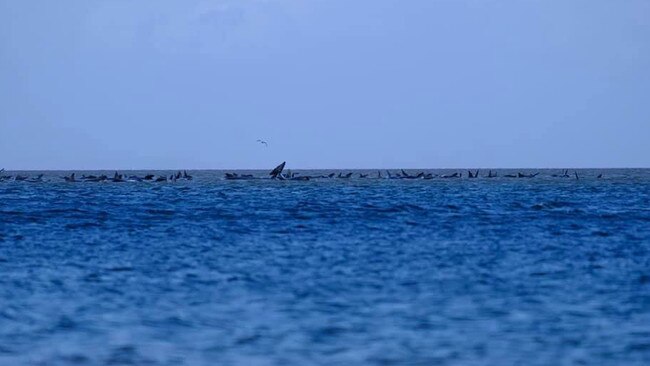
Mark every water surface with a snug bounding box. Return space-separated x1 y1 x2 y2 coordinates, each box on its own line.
1 169 649 365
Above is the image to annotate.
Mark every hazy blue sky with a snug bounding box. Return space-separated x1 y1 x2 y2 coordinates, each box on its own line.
1 0 649 169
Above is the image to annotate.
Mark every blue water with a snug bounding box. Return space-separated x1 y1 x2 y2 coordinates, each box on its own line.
1 169 650 365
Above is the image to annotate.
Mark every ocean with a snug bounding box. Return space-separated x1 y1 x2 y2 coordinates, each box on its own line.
1 169 649 365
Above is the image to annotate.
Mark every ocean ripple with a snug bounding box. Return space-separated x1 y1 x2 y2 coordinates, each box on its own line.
0 169 649 365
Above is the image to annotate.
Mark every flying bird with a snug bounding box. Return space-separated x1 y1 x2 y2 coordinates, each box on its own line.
256 139 268 147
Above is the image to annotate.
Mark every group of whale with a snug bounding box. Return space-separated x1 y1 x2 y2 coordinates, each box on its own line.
0 165 603 183
0 169 193 183
223 162 601 181
0 169 45 183
62 171 194 183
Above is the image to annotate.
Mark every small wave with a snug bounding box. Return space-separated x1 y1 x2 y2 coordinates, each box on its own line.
106 266 134 272
592 231 611 237
42 208 89 215
145 209 176 215
65 222 103 229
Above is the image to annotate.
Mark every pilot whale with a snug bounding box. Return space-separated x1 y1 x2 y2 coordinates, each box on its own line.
270 162 286 179
440 172 460 178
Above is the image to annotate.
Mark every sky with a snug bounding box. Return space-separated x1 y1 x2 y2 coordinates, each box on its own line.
1 0 649 170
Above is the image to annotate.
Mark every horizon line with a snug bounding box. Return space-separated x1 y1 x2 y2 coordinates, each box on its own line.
3 167 649 172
